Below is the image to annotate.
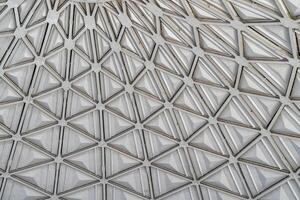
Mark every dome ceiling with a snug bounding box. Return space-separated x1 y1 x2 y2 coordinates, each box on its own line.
0 0 300 199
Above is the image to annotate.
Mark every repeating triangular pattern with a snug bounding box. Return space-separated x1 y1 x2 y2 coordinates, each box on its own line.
0 0 300 199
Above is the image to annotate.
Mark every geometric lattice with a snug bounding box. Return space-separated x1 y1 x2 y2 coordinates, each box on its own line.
0 0 300 199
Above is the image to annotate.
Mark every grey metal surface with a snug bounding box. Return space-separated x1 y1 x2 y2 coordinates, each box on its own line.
0 0 300 199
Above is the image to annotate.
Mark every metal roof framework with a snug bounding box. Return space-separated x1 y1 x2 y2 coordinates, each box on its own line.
0 0 300 199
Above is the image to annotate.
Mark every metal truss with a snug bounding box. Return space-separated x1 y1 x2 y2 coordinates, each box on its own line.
0 0 300 199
